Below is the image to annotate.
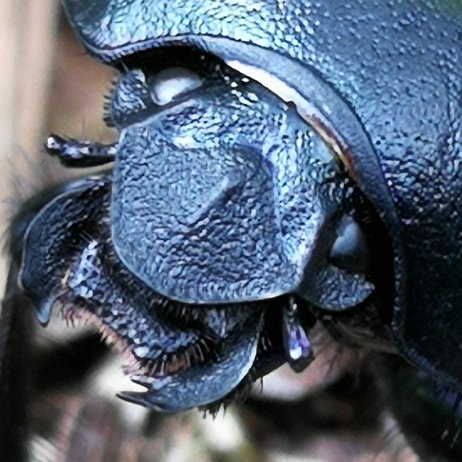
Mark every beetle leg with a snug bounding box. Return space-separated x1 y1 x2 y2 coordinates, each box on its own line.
18 176 110 325
18 175 276 411
63 238 270 411
2 178 108 462
44 134 116 167
62 239 224 373
118 312 263 412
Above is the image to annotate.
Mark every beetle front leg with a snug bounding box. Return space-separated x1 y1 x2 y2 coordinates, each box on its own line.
44 134 116 167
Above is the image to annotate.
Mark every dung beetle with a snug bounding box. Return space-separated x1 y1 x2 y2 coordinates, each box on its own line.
6 0 462 460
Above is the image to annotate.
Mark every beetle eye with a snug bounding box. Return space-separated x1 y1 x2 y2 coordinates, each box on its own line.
150 67 203 106
329 216 369 274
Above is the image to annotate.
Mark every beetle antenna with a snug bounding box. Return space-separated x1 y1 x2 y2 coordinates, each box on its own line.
44 134 116 168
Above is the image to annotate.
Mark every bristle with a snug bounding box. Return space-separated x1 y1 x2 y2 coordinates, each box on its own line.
102 76 119 127
200 382 254 417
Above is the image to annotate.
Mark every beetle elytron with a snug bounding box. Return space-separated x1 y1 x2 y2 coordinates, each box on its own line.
3 0 462 460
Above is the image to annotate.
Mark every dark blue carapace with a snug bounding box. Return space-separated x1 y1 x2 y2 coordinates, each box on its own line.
17 0 462 435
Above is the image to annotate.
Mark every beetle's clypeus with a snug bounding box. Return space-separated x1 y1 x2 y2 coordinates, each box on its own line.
3 0 462 460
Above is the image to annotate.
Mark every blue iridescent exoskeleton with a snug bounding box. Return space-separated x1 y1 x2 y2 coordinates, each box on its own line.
16 1 462 445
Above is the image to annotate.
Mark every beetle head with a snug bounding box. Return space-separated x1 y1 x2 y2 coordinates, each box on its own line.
107 56 374 309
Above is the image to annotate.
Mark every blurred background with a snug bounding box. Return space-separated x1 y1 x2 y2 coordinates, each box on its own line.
1 1 420 461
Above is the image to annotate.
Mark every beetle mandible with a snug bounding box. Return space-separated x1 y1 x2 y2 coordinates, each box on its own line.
8 0 462 459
